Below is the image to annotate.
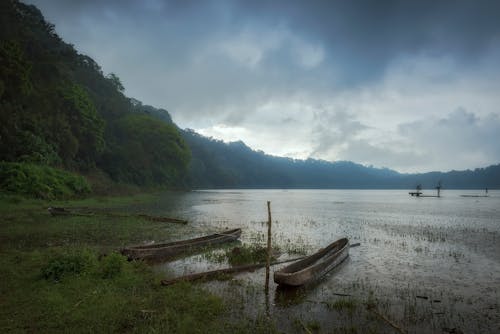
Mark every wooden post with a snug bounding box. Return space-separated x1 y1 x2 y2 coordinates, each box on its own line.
265 201 272 292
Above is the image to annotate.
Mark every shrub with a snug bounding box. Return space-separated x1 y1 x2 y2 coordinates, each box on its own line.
41 250 129 282
99 252 126 279
225 244 273 266
0 162 91 199
41 250 96 281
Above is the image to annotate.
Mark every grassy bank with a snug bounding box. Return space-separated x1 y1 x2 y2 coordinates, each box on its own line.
0 195 278 333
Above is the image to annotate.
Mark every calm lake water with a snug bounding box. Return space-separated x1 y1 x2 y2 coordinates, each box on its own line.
131 189 500 333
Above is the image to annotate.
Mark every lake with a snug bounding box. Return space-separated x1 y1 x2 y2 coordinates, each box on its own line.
131 189 500 333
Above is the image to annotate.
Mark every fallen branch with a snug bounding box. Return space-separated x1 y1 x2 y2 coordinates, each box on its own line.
136 214 187 224
333 292 352 297
47 207 187 224
299 319 313 334
48 207 92 217
161 257 304 286
368 307 406 334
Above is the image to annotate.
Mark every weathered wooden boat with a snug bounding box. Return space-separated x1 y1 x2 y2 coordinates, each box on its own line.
273 237 349 286
121 228 242 261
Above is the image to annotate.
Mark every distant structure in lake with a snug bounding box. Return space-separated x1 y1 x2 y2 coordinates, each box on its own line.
460 188 490 198
409 184 423 197
409 181 442 198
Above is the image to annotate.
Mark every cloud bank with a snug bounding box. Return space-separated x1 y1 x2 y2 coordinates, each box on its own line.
26 0 500 172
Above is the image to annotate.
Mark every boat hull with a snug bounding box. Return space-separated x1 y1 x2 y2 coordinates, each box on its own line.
121 228 242 261
274 238 349 286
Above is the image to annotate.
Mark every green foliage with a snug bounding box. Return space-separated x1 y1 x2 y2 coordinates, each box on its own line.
106 72 124 92
41 249 97 281
327 298 358 315
225 244 272 266
102 113 190 186
41 250 128 281
0 162 91 199
0 1 191 190
99 252 125 279
0 195 287 333
60 83 105 165
0 39 32 98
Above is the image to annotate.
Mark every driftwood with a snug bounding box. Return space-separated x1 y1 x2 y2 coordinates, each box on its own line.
48 207 91 216
47 207 187 224
161 257 305 286
368 307 407 334
299 320 313 334
136 214 187 224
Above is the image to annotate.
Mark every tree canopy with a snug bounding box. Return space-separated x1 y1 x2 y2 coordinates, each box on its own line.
0 0 190 188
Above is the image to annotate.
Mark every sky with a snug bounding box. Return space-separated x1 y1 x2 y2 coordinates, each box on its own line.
26 0 500 173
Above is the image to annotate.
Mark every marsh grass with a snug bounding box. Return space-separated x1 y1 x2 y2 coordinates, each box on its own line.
204 244 276 266
225 244 273 266
327 298 358 314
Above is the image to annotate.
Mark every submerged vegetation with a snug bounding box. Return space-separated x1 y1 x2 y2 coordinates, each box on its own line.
207 244 276 266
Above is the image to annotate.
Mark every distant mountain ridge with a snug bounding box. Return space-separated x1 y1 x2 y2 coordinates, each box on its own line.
181 129 500 189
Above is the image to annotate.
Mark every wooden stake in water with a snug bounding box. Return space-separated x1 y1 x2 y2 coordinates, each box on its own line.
265 201 272 292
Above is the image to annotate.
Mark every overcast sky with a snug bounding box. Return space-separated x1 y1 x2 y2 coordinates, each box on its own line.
27 0 500 172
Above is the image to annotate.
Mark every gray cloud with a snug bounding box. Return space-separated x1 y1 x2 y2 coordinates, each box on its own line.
396 109 500 171
24 0 500 172
311 110 369 156
325 109 500 172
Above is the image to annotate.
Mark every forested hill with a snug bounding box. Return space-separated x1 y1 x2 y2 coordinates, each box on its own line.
182 130 500 189
0 0 190 191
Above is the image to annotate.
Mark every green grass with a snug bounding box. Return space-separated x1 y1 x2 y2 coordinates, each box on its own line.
206 244 276 266
327 298 359 314
0 248 226 333
0 195 279 333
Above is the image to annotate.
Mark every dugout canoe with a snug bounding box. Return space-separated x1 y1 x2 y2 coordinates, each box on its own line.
273 237 349 286
121 228 242 261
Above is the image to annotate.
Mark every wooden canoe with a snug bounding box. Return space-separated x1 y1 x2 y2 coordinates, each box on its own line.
121 228 242 261
273 237 349 286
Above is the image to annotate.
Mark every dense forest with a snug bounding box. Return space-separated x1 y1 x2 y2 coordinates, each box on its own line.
1 0 499 198
0 0 190 196
182 130 500 189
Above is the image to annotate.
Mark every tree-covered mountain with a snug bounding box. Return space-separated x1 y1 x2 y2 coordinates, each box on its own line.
181 130 500 189
0 0 190 190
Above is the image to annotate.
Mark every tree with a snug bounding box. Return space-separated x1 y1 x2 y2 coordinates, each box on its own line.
101 114 190 186
60 83 105 166
106 73 124 93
